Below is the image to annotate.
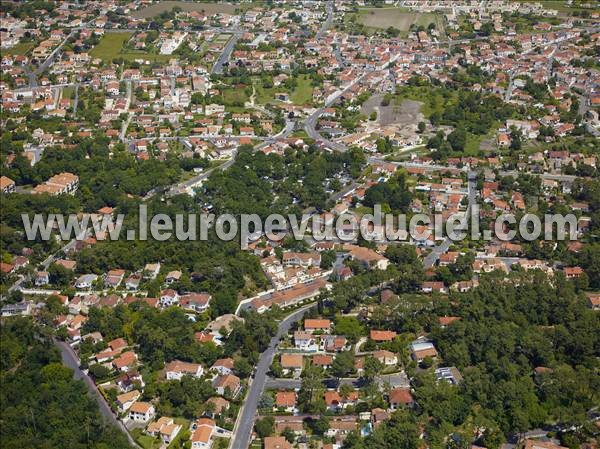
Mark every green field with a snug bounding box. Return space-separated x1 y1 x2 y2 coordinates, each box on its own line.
355 7 437 31
290 75 314 105
3 42 34 56
90 32 172 62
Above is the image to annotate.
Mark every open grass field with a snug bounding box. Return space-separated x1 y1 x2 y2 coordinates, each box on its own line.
3 42 34 56
253 74 314 106
132 1 238 19
90 32 172 62
290 74 313 105
356 7 437 31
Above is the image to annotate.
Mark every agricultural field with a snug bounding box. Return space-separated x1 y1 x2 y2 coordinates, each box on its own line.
132 1 238 19
90 32 171 63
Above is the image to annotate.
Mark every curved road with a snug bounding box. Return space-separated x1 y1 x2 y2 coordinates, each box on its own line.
230 303 317 449
54 339 140 448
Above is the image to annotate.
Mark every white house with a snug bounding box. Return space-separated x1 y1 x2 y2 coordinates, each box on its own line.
165 360 204 381
128 402 155 423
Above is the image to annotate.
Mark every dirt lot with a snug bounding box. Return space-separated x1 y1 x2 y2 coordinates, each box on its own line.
362 94 424 127
132 1 238 19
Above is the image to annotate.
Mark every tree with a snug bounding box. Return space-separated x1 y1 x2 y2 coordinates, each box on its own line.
234 357 252 378
334 316 364 343
447 127 467 152
362 356 383 383
331 351 355 378
254 416 274 438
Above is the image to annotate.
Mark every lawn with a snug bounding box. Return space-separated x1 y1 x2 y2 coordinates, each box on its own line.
90 32 172 63
3 41 34 56
253 75 314 106
62 86 75 100
221 88 249 106
290 75 314 106
356 7 438 31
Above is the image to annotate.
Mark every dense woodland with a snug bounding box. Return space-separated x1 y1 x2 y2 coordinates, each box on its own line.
0 318 131 449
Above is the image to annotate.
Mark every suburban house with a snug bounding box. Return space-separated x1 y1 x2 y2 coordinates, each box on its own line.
146 416 182 445
294 331 318 351
165 360 204 380
389 388 414 410
370 330 397 342
410 340 438 362
116 389 141 413
128 401 155 423
211 358 234 376
281 353 303 375
275 391 297 413
373 350 398 366
212 373 241 397
190 418 216 449
304 318 331 333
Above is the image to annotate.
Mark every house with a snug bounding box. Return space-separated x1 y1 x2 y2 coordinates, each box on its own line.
165 360 204 380
206 397 230 418
75 274 97 289
312 354 333 369
294 331 318 351
35 271 49 286
343 244 389 270
324 390 359 411
585 293 600 311
116 390 141 413
190 418 216 449
435 366 463 385
409 340 438 362
1 302 32 317
523 439 569 449
421 281 447 294
275 391 297 413
113 351 138 372
281 353 303 375
144 262 161 279
320 335 347 352
160 289 180 307
165 270 182 284
564 266 584 279
370 330 397 342
304 318 331 333
264 436 292 449
146 417 182 445
128 402 155 423
180 293 211 313
371 408 390 428
103 269 125 288
373 350 398 366
212 373 241 397
211 358 234 376
388 388 414 410
0 176 16 193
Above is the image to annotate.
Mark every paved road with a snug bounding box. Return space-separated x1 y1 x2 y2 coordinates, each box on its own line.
316 0 334 40
54 339 140 448
423 170 477 268
230 303 318 449
212 29 243 75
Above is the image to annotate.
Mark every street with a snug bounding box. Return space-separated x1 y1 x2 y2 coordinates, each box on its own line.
229 303 318 449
